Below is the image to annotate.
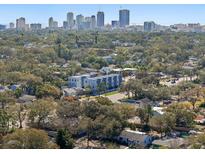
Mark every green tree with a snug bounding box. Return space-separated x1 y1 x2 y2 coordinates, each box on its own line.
2 128 57 149
56 128 74 149
188 133 205 149
150 113 176 137
35 84 61 99
84 86 92 100
95 96 113 106
14 88 23 98
28 99 55 128
8 103 27 129
0 91 15 110
166 103 196 128
78 100 124 147
114 104 136 120
56 101 81 134
0 109 14 135
136 104 153 129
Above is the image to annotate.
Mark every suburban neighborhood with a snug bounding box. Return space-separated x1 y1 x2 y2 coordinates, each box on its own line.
1 4 205 150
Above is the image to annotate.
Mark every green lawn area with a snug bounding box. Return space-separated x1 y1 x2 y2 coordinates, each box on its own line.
103 91 119 96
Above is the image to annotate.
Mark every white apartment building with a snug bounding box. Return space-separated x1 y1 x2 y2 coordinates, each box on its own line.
68 73 122 94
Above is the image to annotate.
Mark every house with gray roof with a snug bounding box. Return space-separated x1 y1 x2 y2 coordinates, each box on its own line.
116 129 153 148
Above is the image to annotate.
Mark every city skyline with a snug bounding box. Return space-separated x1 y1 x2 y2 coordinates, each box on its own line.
1 4 205 27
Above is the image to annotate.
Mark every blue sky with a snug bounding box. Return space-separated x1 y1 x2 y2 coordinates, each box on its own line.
1 4 205 27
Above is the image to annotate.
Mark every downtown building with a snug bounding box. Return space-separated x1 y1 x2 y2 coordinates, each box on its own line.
112 20 119 28
144 21 156 32
91 15 96 29
48 17 58 29
30 23 42 30
97 11 104 28
63 21 68 29
84 17 92 29
67 12 74 29
48 17 54 28
76 14 84 30
119 9 130 27
16 17 29 30
79 15 96 30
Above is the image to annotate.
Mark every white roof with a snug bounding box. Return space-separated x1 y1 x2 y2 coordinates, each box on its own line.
153 107 165 115
123 68 137 71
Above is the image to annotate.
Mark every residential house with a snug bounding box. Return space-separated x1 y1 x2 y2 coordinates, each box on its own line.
117 129 153 148
135 98 154 108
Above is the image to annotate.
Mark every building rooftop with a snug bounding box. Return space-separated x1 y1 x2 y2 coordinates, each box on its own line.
70 73 120 80
119 129 150 143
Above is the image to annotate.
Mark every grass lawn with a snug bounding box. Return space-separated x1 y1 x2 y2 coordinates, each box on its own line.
103 91 119 96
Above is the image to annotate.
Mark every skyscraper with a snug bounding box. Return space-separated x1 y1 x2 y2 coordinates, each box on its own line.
76 14 84 30
91 15 96 29
63 21 68 29
49 17 58 29
97 11 104 28
30 23 42 30
119 9 130 27
67 12 74 29
83 17 92 29
16 17 26 30
144 21 156 32
48 17 54 28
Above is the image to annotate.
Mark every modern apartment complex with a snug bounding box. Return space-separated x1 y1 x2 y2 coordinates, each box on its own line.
68 73 122 94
